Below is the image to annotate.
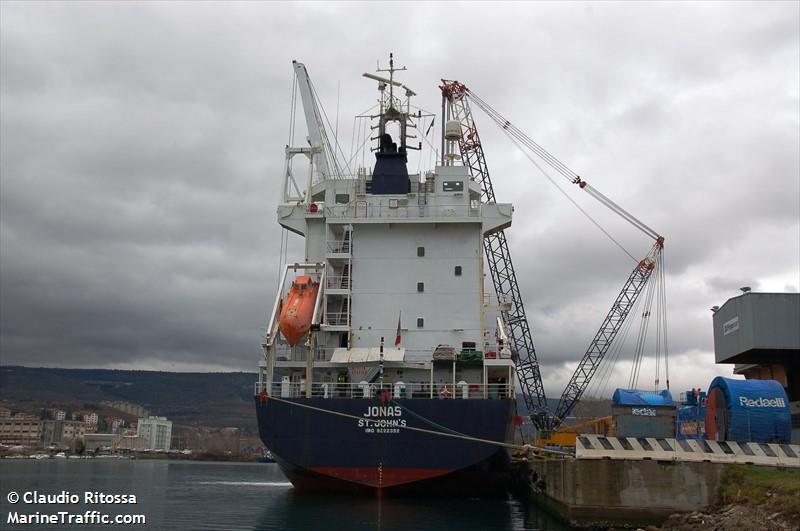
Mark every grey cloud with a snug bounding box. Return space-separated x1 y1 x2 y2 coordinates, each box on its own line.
1 2 798 399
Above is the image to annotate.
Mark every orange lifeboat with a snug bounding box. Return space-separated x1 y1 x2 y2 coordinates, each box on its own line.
279 275 320 347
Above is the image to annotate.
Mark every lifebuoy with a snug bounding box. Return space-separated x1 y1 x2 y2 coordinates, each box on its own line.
439 385 452 398
259 390 269 403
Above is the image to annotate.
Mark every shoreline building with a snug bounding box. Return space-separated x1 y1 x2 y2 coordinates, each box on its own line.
41 420 86 447
0 417 41 446
137 416 172 451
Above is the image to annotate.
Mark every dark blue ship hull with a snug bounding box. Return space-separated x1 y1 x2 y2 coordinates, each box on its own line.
255 396 516 495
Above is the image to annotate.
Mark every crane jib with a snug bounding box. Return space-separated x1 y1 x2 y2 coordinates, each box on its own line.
552 241 663 427
441 79 668 433
442 81 549 429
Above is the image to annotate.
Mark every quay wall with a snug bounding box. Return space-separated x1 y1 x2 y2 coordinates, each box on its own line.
527 458 725 528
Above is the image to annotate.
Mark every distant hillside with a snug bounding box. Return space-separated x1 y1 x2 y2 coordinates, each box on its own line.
0 366 258 433
0 366 612 436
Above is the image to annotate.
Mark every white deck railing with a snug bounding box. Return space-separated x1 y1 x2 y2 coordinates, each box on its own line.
325 275 351 290
254 381 513 400
326 239 351 254
324 312 350 326
324 203 481 220
270 345 514 361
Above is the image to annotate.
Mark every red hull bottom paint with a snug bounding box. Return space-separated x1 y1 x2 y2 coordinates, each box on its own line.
275 454 512 496
308 467 452 488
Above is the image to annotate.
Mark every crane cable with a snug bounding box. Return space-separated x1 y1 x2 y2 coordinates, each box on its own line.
288 74 298 148
653 254 668 391
464 85 672 394
467 91 579 183
347 103 382 173
634 270 656 387
286 73 298 183
496 125 638 262
278 75 297 279
658 252 670 389
628 270 657 389
308 78 348 179
467 90 661 243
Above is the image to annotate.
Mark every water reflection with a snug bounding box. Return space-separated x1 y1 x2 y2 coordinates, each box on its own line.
253 487 568 531
0 460 569 531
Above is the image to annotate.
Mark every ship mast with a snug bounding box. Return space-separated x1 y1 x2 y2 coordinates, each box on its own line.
362 53 420 157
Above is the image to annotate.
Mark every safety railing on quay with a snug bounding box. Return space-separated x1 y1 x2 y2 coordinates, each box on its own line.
575 434 800 468
254 381 513 400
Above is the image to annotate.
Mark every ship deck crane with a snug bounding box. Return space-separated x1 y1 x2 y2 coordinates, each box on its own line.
440 81 550 428
440 80 668 433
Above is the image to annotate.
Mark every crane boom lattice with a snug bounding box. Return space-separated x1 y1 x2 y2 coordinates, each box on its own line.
551 238 664 428
441 79 667 434
441 81 549 427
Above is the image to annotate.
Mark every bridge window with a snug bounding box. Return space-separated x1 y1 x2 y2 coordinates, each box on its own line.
417 282 424 293
454 266 462 276
416 318 424 328
417 246 425 257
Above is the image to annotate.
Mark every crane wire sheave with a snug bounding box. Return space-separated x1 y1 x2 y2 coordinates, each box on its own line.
440 81 550 428
441 80 669 432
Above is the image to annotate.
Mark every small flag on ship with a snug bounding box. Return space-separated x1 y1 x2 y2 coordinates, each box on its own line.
395 311 402 346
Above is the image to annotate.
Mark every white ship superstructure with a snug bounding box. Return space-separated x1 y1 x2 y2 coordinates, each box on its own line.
258 56 516 402
254 56 521 494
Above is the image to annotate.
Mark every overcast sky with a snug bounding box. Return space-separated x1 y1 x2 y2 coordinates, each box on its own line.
1 2 798 401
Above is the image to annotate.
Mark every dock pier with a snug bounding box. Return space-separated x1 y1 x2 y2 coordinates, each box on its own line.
514 437 800 528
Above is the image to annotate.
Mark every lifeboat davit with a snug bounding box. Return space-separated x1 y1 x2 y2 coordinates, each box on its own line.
279 275 320 347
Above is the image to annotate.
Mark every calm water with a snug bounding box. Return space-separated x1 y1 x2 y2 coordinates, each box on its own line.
0 460 569 530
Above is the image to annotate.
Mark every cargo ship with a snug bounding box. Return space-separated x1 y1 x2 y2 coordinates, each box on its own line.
255 57 520 495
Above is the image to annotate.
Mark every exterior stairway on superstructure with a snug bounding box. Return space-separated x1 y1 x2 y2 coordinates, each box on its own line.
323 226 352 334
